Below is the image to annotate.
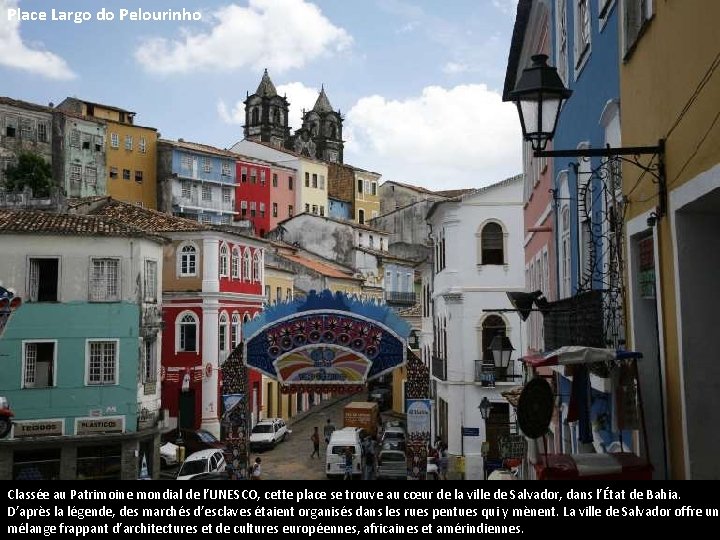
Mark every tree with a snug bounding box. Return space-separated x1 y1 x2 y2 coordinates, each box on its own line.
3 152 53 197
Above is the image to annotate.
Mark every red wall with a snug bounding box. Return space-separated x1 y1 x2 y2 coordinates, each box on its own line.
219 242 264 296
236 160 271 237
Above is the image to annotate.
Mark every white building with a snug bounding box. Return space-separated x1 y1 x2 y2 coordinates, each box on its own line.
423 175 525 480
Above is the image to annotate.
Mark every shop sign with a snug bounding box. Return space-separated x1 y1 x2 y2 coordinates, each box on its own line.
75 416 125 435
13 419 64 438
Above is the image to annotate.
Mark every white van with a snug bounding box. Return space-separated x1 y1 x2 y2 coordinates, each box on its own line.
326 427 362 478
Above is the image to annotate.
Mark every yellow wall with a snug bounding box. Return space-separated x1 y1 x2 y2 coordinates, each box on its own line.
621 1 720 479
105 120 158 208
162 239 202 292
392 365 406 414
297 159 329 216
353 172 381 223
326 278 363 296
265 268 294 304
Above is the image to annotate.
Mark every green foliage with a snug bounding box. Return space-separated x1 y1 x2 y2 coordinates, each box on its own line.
3 152 53 197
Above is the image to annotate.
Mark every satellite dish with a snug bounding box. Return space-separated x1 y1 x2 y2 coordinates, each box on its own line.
516 377 554 439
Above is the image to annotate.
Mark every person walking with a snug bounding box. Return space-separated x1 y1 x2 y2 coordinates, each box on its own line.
343 446 354 480
311 427 321 459
323 418 336 445
250 457 262 480
363 441 375 480
438 444 449 480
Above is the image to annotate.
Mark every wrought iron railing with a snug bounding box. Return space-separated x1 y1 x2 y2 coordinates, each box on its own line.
384 291 416 305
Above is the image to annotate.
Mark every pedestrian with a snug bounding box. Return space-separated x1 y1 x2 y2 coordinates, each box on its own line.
323 418 336 445
311 427 321 459
343 446 354 480
438 444 448 480
250 457 262 480
363 442 375 480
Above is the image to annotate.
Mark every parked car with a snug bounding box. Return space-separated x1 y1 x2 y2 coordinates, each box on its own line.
176 449 226 480
161 428 226 456
249 418 289 451
376 447 407 480
160 441 179 468
381 425 406 445
326 427 362 479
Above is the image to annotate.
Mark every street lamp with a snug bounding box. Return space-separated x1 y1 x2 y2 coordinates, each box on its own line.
509 54 666 217
488 335 514 376
479 396 492 421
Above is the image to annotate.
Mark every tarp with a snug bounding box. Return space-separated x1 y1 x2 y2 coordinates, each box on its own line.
521 346 642 367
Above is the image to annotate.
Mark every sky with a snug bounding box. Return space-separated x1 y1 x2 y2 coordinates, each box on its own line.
0 0 521 190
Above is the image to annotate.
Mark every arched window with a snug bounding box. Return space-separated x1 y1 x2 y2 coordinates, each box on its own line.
480 222 505 265
329 123 337 139
231 247 240 279
243 249 251 281
218 312 228 353
480 315 506 362
177 311 198 352
219 243 229 277
231 312 240 347
253 251 261 282
178 242 198 276
243 312 251 324
251 107 259 125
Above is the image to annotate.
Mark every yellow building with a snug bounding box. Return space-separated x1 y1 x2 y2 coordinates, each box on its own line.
57 98 158 208
328 162 381 225
621 1 720 479
297 157 329 218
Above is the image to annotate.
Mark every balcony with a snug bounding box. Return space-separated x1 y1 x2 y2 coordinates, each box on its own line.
474 360 513 386
384 291 416 305
432 355 446 381
173 194 237 215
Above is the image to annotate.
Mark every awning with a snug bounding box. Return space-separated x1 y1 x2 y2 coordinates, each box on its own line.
535 452 652 480
521 346 642 368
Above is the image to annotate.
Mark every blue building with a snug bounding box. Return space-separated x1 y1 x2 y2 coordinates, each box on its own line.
157 139 239 225
328 196 352 220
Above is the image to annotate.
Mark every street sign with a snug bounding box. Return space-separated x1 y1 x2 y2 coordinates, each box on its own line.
461 427 480 437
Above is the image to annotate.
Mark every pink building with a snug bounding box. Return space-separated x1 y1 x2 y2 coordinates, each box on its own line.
269 163 296 230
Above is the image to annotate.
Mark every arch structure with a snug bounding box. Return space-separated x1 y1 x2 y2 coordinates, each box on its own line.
241 290 410 393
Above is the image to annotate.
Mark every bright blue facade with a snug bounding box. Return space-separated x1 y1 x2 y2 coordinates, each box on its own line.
552 0 620 296
328 197 351 220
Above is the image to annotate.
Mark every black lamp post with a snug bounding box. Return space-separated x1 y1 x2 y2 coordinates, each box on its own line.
479 396 492 421
509 54 666 217
488 335 514 377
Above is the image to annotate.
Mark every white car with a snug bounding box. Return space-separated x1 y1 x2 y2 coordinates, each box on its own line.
160 441 179 468
249 418 289 451
176 449 226 480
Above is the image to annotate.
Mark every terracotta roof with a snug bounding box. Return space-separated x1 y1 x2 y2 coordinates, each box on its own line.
277 252 359 280
0 96 53 114
0 209 167 243
159 139 240 159
88 198 210 233
66 196 108 209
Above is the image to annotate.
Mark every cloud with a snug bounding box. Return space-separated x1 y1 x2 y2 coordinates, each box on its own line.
345 85 522 190
135 0 351 75
218 81 320 133
492 0 519 15
0 0 75 79
443 62 470 74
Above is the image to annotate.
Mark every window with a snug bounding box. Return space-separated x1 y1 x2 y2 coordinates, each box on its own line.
276 287 282 303
139 137 146 153
312 205 318 215
250 201 256 217
480 222 504 265
143 338 156 383
222 187 231 204
144 260 157 302
82 135 91 150
241 167 247 183
623 0 652 56
70 164 82 184
253 252 261 282
243 250 251 281
250 170 257 184
85 167 97 186
358 209 365 225
312 173 318 188
122 169 130 180
125 135 133 151
371 182 377 196
23 342 55 388
222 161 231 176
94 135 103 152
556 0 569 85
219 243 229 277
231 313 241 347
179 243 198 276
20 118 33 140
135 170 143 183
87 341 118 385
357 179 363 193
109 167 118 179
177 312 198 352
181 181 191 198
319 175 325 190
182 154 192 170
260 202 266 217
369 236 374 249
272 202 278 217
37 122 49 143
90 258 120 302
201 215 213 224
260 170 266 185
203 157 211 173
241 200 247 218
202 184 211 201
320 206 325 217
365 180 371 194
111 133 119 148
305 203 310 213
272 173 278 187
561 205 571 297
219 312 228 353
574 0 591 71
28 258 59 302
70 129 81 148
288 205 294 217
265 285 271 300
288 176 294 190
231 247 240 279
481 315 506 362
286 288 292 301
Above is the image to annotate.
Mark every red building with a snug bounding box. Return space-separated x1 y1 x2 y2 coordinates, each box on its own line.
235 158 272 237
